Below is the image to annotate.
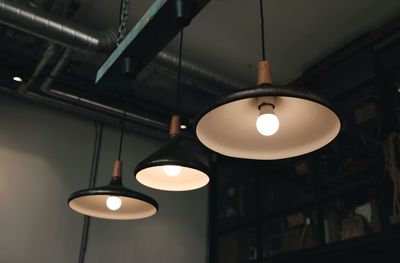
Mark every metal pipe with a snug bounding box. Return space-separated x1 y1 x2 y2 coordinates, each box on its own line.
0 0 243 138
0 0 245 90
0 0 116 53
49 89 171 131
40 48 72 92
0 85 174 138
155 51 246 91
34 48 173 133
78 122 103 263
20 45 172 133
13 45 173 135
18 43 57 93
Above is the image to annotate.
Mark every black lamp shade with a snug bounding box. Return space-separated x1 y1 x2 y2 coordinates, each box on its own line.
68 162 158 220
195 84 341 160
135 136 209 191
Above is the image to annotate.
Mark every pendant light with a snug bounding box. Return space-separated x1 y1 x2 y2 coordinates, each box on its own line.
135 30 210 191
68 112 158 220
195 0 341 160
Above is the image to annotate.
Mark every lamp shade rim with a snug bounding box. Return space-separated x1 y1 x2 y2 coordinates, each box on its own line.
194 84 341 160
195 84 340 126
68 184 159 211
134 136 210 191
134 136 210 178
134 159 209 177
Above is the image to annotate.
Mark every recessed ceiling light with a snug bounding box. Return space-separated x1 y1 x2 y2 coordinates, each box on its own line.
13 76 23 82
180 124 187 129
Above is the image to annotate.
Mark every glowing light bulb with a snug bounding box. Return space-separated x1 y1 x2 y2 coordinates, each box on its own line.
163 165 182 176
106 196 122 211
256 104 279 136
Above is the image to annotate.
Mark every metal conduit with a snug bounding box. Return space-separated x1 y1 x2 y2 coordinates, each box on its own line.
40 47 72 93
155 51 245 91
0 0 245 138
18 43 57 93
0 0 116 53
0 0 245 90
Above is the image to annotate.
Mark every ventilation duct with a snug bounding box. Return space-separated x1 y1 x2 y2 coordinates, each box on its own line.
0 0 245 90
0 0 116 52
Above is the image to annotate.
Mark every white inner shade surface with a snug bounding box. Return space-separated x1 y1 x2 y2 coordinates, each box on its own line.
196 96 340 160
136 166 209 191
69 195 157 220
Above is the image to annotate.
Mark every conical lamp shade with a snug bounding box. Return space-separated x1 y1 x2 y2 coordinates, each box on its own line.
69 160 158 220
135 136 209 191
195 61 341 160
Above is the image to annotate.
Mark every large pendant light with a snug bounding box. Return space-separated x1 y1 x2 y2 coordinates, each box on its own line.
195 0 341 160
68 113 158 220
135 30 210 191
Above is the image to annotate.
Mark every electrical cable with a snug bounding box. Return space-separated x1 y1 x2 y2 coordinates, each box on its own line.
259 0 266 60
176 29 184 116
117 110 127 160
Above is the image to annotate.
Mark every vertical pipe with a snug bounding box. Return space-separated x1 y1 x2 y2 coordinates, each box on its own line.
78 122 104 263
18 43 57 93
207 153 218 263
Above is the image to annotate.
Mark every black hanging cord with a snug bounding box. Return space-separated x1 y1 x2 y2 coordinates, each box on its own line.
176 29 184 115
259 0 266 60
117 110 127 160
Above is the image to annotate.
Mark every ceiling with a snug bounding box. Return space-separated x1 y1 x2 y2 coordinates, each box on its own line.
1 0 400 131
178 0 400 84
71 0 400 84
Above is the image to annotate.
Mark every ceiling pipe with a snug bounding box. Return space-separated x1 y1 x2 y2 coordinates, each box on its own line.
0 0 241 137
18 43 57 93
0 0 195 137
0 0 245 91
40 47 72 93
34 47 176 136
0 0 116 53
154 51 246 91
0 84 174 139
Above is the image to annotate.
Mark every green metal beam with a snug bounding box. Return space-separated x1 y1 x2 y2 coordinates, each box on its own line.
96 0 210 87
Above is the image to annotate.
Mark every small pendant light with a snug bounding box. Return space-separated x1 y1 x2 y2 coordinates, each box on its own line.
135 30 210 191
195 0 341 160
68 112 158 220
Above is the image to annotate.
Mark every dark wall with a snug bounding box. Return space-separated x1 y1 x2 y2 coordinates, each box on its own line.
0 94 209 263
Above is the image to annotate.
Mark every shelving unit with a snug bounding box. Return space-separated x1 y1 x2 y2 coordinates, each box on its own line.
208 20 400 263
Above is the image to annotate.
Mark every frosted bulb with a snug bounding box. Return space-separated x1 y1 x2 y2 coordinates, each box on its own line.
256 113 280 136
163 165 182 176
106 196 122 211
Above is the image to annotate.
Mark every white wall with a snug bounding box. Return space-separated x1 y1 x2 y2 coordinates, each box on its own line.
0 94 208 263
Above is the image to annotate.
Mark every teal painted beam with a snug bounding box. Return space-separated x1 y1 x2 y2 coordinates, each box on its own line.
96 0 210 87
